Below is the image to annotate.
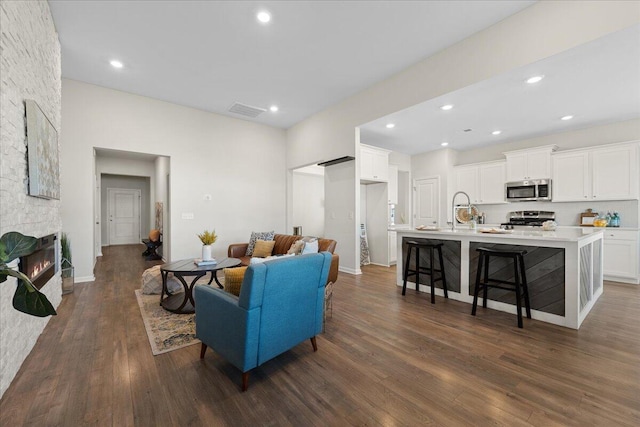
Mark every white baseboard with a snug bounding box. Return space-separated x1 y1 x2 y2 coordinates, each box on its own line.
75 275 95 283
369 262 391 268
339 266 361 275
604 275 639 285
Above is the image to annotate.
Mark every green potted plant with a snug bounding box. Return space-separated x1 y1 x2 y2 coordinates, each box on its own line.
198 230 217 261
61 232 74 294
0 231 56 317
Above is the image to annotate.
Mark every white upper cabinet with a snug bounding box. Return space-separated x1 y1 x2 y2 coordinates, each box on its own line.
552 151 590 201
479 162 506 204
552 142 639 202
504 145 557 181
453 161 506 204
591 143 638 200
360 144 390 183
453 164 479 203
388 164 398 204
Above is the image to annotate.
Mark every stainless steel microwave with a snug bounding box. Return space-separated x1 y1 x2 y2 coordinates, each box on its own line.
505 179 552 202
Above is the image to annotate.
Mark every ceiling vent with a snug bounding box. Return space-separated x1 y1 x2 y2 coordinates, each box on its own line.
228 102 266 118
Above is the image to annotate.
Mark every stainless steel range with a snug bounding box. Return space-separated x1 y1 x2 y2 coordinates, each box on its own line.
501 211 555 229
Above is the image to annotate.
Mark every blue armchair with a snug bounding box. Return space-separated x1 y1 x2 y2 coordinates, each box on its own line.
194 252 331 391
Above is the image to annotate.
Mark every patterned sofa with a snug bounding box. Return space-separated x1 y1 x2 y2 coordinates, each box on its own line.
227 234 339 286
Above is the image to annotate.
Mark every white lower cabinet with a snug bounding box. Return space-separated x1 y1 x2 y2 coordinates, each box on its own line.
388 231 397 265
603 230 639 284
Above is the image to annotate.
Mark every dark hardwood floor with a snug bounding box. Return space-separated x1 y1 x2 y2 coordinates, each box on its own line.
1 244 639 426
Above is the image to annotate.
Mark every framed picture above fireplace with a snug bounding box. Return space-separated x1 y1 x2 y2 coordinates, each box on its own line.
25 99 60 199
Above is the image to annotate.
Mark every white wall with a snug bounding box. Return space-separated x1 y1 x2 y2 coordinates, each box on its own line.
389 152 411 172
456 118 640 164
292 170 325 237
61 79 287 278
325 160 359 274
365 183 389 266
286 1 639 272
412 148 458 226
0 0 62 398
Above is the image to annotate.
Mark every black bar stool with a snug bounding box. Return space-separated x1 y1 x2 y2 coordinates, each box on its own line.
402 241 448 304
471 247 532 328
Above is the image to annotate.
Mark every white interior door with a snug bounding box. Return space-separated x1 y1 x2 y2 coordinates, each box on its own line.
108 188 141 245
414 177 440 226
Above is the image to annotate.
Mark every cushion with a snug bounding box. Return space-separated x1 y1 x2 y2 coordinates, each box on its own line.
301 239 319 254
246 231 275 256
253 239 275 258
287 240 305 255
149 229 161 242
224 266 248 297
141 265 181 294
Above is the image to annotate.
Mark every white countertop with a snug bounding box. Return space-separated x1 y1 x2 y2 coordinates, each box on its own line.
396 227 604 242
387 225 412 231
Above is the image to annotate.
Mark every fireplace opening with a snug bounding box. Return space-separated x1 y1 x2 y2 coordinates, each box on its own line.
19 234 57 290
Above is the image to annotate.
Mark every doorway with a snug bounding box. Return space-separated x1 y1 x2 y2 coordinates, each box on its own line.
414 176 440 227
107 188 141 245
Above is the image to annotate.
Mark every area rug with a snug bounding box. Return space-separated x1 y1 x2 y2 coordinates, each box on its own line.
135 289 200 355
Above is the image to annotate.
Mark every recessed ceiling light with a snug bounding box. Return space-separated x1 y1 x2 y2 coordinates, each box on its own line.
386 123 395 129
269 105 278 112
257 11 271 23
441 142 449 147
492 130 502 135
109 60 123 69
526 75 544 84
561 115 574 121
440 104 454 111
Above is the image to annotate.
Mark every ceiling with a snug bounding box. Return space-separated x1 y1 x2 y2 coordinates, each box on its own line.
360 25 640 155
49 0 534 129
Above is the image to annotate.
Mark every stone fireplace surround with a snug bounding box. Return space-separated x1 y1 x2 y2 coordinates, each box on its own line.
0 1 63 398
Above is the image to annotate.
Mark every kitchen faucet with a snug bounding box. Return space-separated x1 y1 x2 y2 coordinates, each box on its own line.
451 191 472 231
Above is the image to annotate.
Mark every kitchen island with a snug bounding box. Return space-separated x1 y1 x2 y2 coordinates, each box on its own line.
396 227 604 329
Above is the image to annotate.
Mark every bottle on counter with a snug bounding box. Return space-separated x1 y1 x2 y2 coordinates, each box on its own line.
605 211 612 227
611 212 621 227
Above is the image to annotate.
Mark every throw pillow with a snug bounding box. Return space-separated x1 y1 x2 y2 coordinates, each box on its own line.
287 239 305 255
301 238 319 254
253 239 276 258
224 266 248 297
246 230 275 256
251 253 296 264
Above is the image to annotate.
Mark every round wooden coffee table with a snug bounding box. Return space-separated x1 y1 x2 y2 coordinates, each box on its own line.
160 257 241 314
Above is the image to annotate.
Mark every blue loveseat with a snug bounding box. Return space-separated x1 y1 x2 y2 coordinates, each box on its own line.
194 252 332 391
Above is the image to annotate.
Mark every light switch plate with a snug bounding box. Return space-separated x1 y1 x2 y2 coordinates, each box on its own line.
181 212 194 220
